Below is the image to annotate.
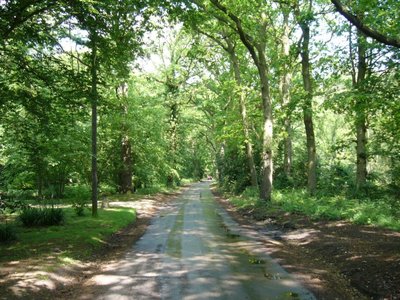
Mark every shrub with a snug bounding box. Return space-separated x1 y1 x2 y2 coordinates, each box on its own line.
64 185 90 200
19 208 65 227
0 224 17 242
0 198 29 214
99 183 117 197
71 198 88 216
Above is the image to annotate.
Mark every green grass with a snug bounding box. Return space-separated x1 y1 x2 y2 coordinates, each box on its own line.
272 190 400 230
224 187 400 231
0 207 136 263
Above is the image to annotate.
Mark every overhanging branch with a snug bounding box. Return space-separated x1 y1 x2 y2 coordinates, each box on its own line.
331 0 400 48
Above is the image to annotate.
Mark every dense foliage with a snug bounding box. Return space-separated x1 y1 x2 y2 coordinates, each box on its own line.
0 0 399 221
19 207 65 227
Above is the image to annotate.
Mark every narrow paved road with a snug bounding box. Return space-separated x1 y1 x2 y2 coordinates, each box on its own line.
91 182 315 300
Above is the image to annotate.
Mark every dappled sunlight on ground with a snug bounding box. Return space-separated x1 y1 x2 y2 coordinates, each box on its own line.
212 188 400 299
0 190 184 299
0 255 91 299
279 229 320 245
80 182 315 300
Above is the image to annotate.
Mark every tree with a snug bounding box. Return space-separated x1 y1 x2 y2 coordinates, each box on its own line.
66 0 148 215
331 0 400 48
189 22 259 188
116 82 133 193
203 0 276 201
351 27 368 192
278 5 294 180
295 0 317 194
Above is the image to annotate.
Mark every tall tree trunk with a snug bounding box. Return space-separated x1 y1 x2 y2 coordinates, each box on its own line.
256 45 274 201
120 134 133 193
216 142 226 185
117 83 133 193
355 31 367 192
227 39 258 188
167 98 179 187
299 20 317 195
208 0 273 200
280 10 293 178
90 28 98 217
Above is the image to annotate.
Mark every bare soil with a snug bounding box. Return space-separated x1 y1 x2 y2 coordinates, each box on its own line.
211 189 400 300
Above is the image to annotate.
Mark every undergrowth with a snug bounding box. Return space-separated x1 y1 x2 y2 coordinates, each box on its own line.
19 208 65 227
226 187 400 231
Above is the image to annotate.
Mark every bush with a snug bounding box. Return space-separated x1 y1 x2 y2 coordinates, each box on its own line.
71 198 88 216
64 185 90 200
136 185 166 195
272 189 400 230
0 224 17 242
19 208 65 227
6 189 36 200
241 186 259 199
0 198 29 214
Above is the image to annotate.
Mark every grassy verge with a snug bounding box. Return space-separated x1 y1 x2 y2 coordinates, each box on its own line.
0 207 136 263
223 187 400 231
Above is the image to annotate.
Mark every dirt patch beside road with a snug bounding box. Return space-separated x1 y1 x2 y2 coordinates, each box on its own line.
211 188 400 300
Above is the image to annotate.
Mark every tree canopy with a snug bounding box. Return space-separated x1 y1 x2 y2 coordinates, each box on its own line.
1 0 399 212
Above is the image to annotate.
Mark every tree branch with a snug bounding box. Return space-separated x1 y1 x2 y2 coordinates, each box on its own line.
1 1 58 39
331 0 400 48
195 28 229 52
208 0 260 66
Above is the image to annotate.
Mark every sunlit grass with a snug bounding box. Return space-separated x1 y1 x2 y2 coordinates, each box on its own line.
225 187 400 231
0 207 136 263
271 189 400 230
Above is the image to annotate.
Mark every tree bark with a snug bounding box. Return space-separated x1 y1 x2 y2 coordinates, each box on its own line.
90 28 98 217
257 45 273 201
167 99 179 187
355 31 367 192
299 20 317 195
280 10 293 178
226 39 258 188
216 142 226 184
119 134 133 193
117 82 133 193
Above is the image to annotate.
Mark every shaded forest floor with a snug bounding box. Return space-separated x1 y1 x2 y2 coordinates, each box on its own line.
211 188 400 300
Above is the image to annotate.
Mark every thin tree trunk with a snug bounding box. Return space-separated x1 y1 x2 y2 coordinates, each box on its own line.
90 28 98 217
216 143 226 185
280 10 293 178
120 135 133 193
117 82 133 193
167 99 178 187
227 39 258 188
355 31 367 192
299 20 317 195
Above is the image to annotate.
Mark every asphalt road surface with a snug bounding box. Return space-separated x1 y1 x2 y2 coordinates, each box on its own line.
91 182 315 300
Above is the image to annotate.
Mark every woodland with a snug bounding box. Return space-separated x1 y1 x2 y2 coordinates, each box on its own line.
0 0 399 232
